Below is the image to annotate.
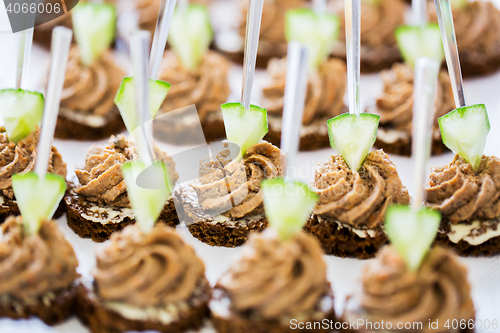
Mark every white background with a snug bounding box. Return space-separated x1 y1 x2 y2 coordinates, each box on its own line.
1 1 500 332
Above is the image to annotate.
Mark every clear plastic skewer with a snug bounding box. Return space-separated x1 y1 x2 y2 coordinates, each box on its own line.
281 42 308 179
149 0 178 79
345 0 361 115
313 0 327 15
411 58 440 210
241 0 264 110
35 27 73 177
434 0 466 108
131 31 155 165
413 0 427 27
15 13 35 90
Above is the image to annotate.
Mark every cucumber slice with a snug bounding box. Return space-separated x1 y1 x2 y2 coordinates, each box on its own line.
221 103 268 157
122 161 172 232
261 178 318 241
114 76 171 133
11 172 66 235
438 104 490 171
0 89 44 143
385 205 440 271
395 23 444 67
327 113 380 171
285 8 339 70
72 2 116 66
451 0 467 9
361 0 382 5
169 4 213 71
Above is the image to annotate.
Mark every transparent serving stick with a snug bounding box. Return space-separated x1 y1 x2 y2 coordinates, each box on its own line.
345 0 361 116
35 27 73 177
313 0 327 15
411 57 440 210
149 0 178 79
412 0 428 27
131 31 155 165
178 0 189 12
281 42 308 179
434 0 466 108
15 17 34 90
241 0 264 110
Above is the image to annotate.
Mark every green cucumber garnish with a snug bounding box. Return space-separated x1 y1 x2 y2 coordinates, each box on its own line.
169 4 213 71
385 205 440 271
361 0 382 5
438 104 490 171
122 161 172 232
12 172 66 235
451 0 467 9
72 2 116 66
114 76 170 133
221 103 268 157
0 89 44 143
285 8 339 70
327 113 380 171
261 178 318 241
395 23 444 68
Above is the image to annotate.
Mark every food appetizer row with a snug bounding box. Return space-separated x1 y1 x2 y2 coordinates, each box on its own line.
0 0 489 331
30 0 500 154
1 0 499 256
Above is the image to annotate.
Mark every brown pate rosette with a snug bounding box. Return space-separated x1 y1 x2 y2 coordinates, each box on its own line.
331 0 406 71
76 223 210 332
369 63 454 156
0 127 67 222
429 0 500 77
425 155 500 256
0 216 79 324
235 0 304 65
262 57 347 150
183 142 285 247
56 46 126 140
343 246 475 333
155 51 231 143
65 135 179 242
211 229 335 332
305 150 410 258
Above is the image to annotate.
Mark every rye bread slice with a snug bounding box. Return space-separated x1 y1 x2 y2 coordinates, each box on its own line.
65 190 179 243
434 219 500 257
304 215 388 260
210 288 336 333
0 282 79 325
55 107 125 141
76 282 210 333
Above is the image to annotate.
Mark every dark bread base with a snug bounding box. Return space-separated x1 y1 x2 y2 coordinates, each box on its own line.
212 310 336 333
304 215 387 259
202 117 226 143
359 55 403 73
65 194 179 242
265 111 349 151
153 110 226 145
434 220 500 257
0 283 78 325
374 135 449 157
459 50 500 78
215 49 277 69
265 127 330 152
54 107 125 141
0 196 65 224
332 53 402 73
76 283 210 333
341 293 475 333
211 289 336 333
187 218 269 248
